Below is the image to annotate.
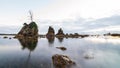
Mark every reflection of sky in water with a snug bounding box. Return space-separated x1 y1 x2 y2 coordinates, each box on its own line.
0 36 120 68
85 36 120 44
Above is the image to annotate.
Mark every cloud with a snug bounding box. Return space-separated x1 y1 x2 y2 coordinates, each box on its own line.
38 15 120 34
0 15 120 34
0 0 120 27
34 0 120 21
79 15 120 34
0 26 21 34
54 15 120 34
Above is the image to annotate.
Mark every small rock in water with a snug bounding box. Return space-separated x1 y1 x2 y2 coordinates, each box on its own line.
84 51 94 59
56 47 67 51
3 36 8 39
52 54 75 68
84 54 94 59
9 37 12 39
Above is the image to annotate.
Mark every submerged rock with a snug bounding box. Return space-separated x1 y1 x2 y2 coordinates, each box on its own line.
9 37 12 39
84 51 94 59
15 22 38 38
46 26 55 38
52 54 75 68
56 47 67 51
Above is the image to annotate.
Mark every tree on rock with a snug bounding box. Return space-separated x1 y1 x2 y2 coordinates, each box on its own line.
15 11 38 38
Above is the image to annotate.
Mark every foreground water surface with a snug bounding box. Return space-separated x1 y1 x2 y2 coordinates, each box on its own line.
0 35 120 68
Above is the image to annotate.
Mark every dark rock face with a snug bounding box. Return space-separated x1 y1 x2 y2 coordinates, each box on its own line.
109 33 120 37
56 28 65 36
52 54 75 68
46 26 55 38
16 22 38 38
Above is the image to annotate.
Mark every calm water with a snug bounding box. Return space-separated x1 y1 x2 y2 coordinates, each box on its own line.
0 35 120 68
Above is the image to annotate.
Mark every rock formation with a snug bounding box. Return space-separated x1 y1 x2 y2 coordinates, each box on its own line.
15 22 38 38
56 28 65 36
46 26 55 38
52 54 75 68
104 33 120 37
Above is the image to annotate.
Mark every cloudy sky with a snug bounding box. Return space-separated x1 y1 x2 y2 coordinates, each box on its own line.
0 0 120 34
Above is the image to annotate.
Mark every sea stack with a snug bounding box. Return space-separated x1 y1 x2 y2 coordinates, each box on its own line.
15 11 38 38
56 28 65 37
46 26 55 38
15 22 38 38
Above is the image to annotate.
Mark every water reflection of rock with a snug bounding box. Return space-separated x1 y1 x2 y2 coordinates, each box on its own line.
26 49 31 68
18 37 38 51
17 37 38 68
57 37 64 43
47 37 55 44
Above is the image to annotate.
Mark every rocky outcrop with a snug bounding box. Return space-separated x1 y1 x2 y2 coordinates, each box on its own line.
104 33 120 37
56 28 65 37
56 47 66 51
52 54 75 68
46 26 55 38
15 22 38 38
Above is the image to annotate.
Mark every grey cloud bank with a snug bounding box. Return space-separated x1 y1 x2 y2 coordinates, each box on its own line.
0 15 120 34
